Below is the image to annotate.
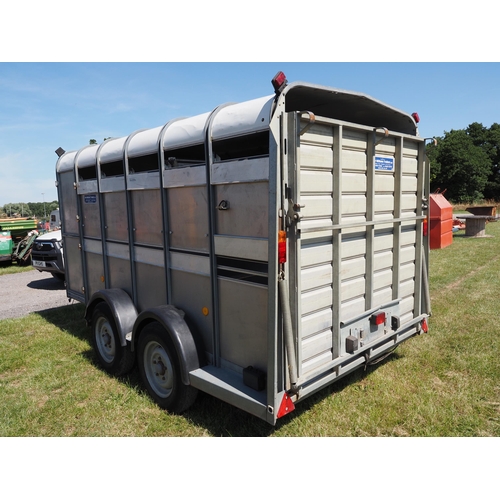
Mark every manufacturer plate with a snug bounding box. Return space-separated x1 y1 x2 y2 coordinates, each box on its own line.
32 260 46 267
375 156 395 172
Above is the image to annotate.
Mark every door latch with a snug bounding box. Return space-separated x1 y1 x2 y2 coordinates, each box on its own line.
217 200 230 211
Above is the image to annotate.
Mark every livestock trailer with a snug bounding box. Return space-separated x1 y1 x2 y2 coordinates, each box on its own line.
56 73 430 425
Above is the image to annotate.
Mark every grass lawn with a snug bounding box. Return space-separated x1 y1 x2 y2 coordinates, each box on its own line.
0 262 34 276
1 223 499 437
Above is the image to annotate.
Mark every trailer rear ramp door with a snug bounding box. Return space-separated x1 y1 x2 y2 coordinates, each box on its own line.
284 111 427 398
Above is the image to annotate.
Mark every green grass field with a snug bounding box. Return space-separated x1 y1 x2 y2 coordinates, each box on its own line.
1 223 499 437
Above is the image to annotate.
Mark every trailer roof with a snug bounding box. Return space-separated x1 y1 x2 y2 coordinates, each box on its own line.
281 82 418 136
56 80 418 173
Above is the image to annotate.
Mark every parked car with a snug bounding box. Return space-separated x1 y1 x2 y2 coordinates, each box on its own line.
31 230 65 281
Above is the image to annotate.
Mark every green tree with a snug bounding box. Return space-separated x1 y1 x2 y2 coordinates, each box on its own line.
0 203 33 217
429 128 492 203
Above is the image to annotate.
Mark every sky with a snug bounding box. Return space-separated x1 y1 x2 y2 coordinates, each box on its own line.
0 3 498 207
2 61 500 206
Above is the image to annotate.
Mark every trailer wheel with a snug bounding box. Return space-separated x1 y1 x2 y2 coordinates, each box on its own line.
91 302 135 376
137 322 197 414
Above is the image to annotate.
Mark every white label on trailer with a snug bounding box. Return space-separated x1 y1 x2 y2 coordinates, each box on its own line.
84 194 97 204
375 156 395 172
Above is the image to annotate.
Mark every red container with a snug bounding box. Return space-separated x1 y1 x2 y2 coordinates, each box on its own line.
429 194 453 249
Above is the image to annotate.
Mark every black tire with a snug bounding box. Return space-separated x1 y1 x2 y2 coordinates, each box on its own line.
137 322 197 414
91 302 135 376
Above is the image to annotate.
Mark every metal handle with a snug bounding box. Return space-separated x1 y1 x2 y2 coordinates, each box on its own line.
373 127 389 147
299 111 316 135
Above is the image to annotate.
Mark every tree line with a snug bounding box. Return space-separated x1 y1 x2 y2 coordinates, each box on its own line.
427 122 500 203
0 201 59 219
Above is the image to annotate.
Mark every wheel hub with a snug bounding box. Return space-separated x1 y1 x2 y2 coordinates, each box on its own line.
154 357 168 379
144 341 174 397
95 317 116 364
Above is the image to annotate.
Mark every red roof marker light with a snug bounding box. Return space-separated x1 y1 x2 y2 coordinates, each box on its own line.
412 112 420 124
272 71 288 94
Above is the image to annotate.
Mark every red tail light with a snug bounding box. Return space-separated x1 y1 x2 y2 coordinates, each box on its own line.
370 312 386 326
278 230 287 264
423 217 428 237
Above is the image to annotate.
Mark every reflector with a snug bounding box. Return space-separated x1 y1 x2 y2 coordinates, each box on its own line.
278 230 287 264
421 318 429 333
277 392 295 418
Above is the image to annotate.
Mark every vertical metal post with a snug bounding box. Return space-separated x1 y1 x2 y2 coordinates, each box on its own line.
123 129 147 308
286 112 300 376
73 146 93 303
158 118 184 305
204 103 235 368
414 140 426 317
366 132 376 310
332 124 342 359
392 136 403 300
95 140 112 290
268 103 282 418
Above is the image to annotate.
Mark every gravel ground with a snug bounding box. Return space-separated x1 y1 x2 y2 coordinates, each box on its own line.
0 270 75 320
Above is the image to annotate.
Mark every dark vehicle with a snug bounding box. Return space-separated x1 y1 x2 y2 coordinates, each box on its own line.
31 230 65 281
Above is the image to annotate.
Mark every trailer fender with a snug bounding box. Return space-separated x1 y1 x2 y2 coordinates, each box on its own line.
131 305 199 386
84 289 138 347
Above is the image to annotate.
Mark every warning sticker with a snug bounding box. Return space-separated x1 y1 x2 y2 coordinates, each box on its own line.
375 156 395 172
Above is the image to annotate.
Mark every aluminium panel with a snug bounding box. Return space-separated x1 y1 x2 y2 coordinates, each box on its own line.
103 192 128 243
64 235 83 297
77 180 98 195
81 194 101 239
214 181 269 238
170 269 213 360
107 254 132 297
218 278 268 372
58 170 79 235
127 171 161 190
85 251 105 299
214 236 268 261
131 189 163 247
211 157 269 185
163 165 207 188
167 185 209 252
100 176 125 193
135 262 167 312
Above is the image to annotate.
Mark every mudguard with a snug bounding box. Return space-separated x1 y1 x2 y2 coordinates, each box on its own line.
84 289 138 347
132 305 199 386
